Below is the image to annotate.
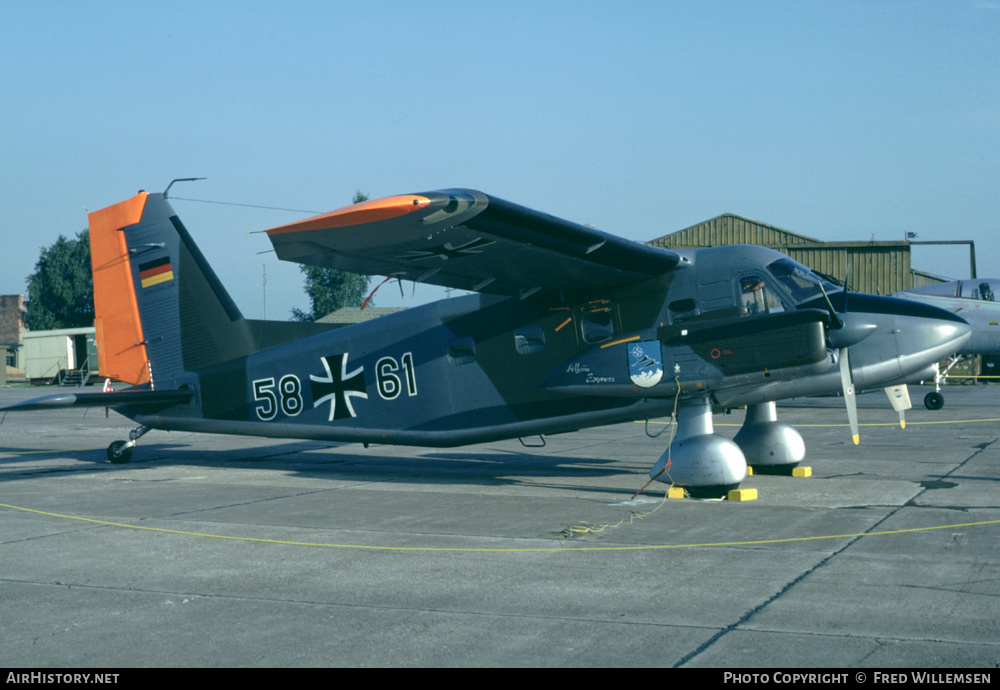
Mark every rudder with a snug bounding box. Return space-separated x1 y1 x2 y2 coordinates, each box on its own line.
89 192 256 386
89 192 152 385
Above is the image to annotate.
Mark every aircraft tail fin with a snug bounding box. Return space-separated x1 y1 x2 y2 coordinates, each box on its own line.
89 192 256 385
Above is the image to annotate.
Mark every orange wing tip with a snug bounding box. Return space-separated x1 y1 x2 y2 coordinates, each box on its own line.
266 194 431 235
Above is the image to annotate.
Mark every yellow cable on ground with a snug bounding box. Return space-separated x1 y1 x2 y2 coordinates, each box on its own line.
3 501 997 553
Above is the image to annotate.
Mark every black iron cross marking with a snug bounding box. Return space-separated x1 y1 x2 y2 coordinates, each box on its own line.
310 354 368 421
400 237 496 262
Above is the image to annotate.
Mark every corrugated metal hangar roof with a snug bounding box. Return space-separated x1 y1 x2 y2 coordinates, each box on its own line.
647 213 949 295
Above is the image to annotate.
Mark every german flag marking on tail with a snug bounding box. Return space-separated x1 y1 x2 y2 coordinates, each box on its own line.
139 257 174 288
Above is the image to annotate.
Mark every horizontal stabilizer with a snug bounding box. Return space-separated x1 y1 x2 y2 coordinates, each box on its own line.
1 389 194 412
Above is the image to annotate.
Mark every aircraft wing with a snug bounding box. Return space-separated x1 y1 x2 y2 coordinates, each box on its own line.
265 189 682 298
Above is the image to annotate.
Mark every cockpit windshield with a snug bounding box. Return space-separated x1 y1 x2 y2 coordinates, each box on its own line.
765 257 842 305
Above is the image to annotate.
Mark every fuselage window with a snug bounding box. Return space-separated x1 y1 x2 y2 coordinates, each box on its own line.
668 298 698 322
574 300 619 344
580 311 614 344
447 337 477 365
514 325 546 354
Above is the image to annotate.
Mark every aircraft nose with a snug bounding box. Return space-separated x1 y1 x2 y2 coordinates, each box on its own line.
839 294 971 389
885 296 971 372
900 300 970 349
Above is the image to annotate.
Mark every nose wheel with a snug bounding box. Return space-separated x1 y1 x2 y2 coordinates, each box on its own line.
924 391 945 410
924 358 963 411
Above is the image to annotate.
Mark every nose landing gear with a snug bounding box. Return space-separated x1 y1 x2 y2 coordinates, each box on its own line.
924 390 945 411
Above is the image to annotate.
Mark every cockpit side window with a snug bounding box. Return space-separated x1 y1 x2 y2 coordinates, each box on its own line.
739 275 785 314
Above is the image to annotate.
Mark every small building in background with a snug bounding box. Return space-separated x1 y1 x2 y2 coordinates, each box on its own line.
0 295 26 381
23 327 96 384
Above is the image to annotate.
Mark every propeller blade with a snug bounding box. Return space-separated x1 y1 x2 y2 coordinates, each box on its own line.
839 347 859 445
884 384 912 429
843 263 850 312
817 281 843 330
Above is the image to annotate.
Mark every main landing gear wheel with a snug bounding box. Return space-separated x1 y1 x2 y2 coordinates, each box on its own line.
733 401 805 476
924 391 945 410
648 397 747 499
107 440 133 464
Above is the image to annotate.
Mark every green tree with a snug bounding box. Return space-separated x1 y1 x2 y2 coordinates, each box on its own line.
24 229 94 330
290 191 373 321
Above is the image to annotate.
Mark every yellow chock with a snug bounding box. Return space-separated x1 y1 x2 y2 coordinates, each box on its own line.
728 488 758 501
667 486 686 499
746 466 753 476
792 466 812 477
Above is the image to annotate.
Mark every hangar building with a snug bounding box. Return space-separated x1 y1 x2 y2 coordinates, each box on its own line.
647 213 952 295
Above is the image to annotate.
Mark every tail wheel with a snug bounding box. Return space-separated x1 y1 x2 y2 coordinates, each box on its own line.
107 440 133 464
924 391 945 411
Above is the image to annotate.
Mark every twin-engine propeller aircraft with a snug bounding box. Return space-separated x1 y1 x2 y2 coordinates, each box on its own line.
893 279 1000 410
3 188 971 497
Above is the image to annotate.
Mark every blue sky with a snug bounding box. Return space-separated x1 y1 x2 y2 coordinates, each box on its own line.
3 0 998 318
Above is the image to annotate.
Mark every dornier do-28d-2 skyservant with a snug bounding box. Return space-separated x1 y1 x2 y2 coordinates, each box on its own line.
4 186 970 498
